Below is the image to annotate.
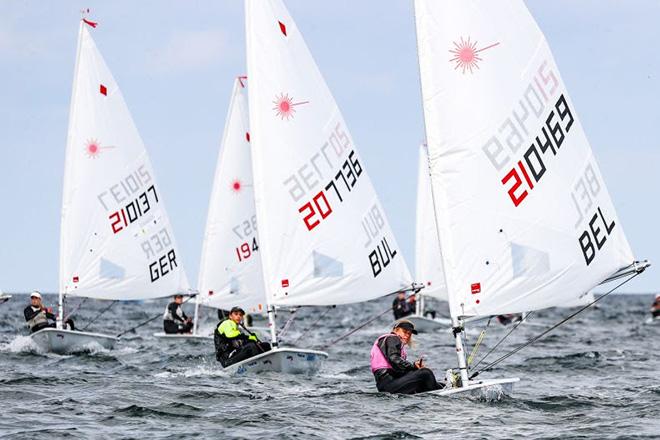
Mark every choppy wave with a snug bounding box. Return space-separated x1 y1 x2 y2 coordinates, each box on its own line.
0 293 658 439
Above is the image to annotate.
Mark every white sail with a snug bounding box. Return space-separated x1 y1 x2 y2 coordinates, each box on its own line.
246 0 412 307
197 77 267 314
59 23 189 300
414 0 635 318
415 143 448 301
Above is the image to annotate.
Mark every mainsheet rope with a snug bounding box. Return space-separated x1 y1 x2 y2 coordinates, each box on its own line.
469 271 642 379
116 294 195 338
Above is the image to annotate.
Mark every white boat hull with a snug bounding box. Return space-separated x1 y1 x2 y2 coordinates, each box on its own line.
406 314 451 332
30 328 117 354
431 377 519 400
0 294 11 304
223 347 328 375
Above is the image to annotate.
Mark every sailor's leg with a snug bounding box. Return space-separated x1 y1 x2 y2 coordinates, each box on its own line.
415 368 443 392
225 343 261 366
378 369 443 394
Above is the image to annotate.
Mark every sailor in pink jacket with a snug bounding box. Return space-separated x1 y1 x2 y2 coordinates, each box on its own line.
370 320 444 394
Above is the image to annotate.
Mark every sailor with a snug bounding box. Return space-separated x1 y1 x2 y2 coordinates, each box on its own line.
496 313 523 326
214 306 271 367
651 294 660 319
24 291 57 333
392 291 415 320
370 320 444 394
162 294 193 334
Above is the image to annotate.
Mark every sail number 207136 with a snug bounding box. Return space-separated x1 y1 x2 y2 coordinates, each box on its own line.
298 150 363 231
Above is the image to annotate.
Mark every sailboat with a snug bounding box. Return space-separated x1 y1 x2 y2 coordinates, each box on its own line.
408 143 451 332
0 290 10 304
31 17 190 354
413 0 648 395
238 0 414 375
155 76 268 342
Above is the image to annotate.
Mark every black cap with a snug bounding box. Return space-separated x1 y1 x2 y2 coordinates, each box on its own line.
230 306 246 315
393 320 418 335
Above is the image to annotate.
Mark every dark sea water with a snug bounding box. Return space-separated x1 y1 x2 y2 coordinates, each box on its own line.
0 293 658 439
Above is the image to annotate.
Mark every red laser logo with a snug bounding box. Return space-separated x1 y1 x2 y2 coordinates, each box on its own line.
449 37 500 74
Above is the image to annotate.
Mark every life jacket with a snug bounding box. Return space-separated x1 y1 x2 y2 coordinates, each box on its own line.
370 333 408 373
26 306 48 330
163 302 183 322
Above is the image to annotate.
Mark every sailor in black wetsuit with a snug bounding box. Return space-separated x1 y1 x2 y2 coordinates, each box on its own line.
370 320 444 394
214 307 271 367
24 291 57 333
392 291 415 320
163 294 193 334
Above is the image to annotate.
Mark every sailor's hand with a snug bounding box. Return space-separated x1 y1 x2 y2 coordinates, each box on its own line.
414 359 424 369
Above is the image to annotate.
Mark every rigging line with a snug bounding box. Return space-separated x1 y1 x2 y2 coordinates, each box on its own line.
321 285 418 349
116 295 195 338
324 306 392 350
470 272 641 379
470 311 534 371
277 308 298 339
292 305 335 345
80 300 115 332
63 297 89 322
467 317 491 367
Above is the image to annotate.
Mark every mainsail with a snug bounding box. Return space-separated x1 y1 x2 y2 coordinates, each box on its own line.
246 0 412 307
197 77 266 314
415 143 448 302
414 0 635 318
59 22 189 301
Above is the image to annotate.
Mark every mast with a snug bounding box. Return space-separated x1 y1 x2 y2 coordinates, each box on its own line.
411 1 470 385
267 305 278 347
192 294 200 335
58 18 86 330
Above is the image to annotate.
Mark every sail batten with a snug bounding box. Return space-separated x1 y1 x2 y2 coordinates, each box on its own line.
414 0 635 318
59 23 189 300
246 0 412 307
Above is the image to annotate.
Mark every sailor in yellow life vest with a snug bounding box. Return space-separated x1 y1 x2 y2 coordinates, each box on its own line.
214 306 271 367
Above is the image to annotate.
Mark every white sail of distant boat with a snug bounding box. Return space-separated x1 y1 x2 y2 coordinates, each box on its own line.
242 0 413 374
407 143 451 332
413 0 647 395
155 77 269 342
196 77 266 316
31 17 190 354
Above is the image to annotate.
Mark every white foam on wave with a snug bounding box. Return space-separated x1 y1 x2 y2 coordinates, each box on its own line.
1 335 45 354
154 364 230 379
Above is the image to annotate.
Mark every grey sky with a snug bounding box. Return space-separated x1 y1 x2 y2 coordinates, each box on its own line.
0 1 657 294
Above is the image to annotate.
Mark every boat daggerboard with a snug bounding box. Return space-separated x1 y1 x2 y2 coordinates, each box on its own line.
414 0 635 318
246 0 412 307
415 143 448 302
197 77 267 315
59 22 190 300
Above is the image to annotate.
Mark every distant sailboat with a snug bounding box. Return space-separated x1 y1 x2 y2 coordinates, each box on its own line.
408 143 451 332
0 290 11 304
156 77 268 342
31 17 190 354
413 0 648 395
240 0 414 374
